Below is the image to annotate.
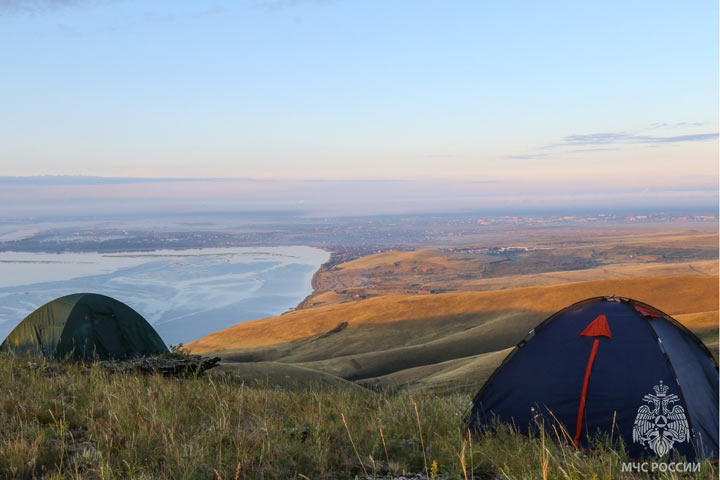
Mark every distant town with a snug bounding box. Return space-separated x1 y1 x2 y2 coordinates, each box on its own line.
0 211 716 255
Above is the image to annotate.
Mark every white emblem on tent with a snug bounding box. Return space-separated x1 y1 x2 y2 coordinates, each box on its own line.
632 381 689 457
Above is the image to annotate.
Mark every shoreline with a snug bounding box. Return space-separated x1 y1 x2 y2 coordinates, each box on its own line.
292 245 401 311
294 247 336 311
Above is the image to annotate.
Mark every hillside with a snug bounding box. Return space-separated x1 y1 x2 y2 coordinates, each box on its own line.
300 229 718 307
188 274 718 392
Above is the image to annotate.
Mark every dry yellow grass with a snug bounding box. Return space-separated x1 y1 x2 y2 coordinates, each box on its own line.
460 260 718 291
307 260 718 308
577 232 718 249
356 348 512 393
304 229 718 307
334 249 453 270
187 273 717 393
289 315 524 378
674 310 720 330
11 352 713 479
187 274 718 354
675 310 719 353
460 229 718 250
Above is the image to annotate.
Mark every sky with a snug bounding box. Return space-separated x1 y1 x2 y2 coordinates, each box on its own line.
0 0 717 210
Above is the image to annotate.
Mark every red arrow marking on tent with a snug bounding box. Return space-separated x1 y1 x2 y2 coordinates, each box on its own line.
574 314 612 448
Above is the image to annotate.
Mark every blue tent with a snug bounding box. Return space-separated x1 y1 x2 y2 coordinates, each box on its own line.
466 296 718 460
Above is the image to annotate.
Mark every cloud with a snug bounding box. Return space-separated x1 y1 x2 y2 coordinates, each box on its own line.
0 0 93 14
506 125 715 161
648 122 705 130
566 147 618 153
639 133 718 143
0 1 225 19
304 178 407 183
560 132 633 145
505 153 553 160
559 131 718 147
0 176 227 185
140 6 227 25
257 0 336 11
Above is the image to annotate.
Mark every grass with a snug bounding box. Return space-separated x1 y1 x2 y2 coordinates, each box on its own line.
301 229 719 308
187 274 718 353
186 274 718 393
210 362 364 390
1 353 715 479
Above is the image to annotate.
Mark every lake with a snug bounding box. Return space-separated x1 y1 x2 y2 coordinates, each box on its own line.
0 246 329 345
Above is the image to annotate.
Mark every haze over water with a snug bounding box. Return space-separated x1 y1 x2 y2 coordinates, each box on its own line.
0 246 329 345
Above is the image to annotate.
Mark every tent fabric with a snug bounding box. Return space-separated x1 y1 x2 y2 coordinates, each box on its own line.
466 297 718 461
1 293 169 361
580 314 612 338
647 317 719 459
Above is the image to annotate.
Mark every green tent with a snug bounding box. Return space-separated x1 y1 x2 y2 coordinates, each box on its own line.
1 293 169 361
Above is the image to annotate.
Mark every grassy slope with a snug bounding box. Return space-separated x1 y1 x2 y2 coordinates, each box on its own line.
356 348 513 393
188 274 717 353
458 259 718 291
210 361 365 390
675 310 719 351
303 230 719 307
306 259 719 308
188 274 718 392
2 353 715 480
